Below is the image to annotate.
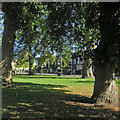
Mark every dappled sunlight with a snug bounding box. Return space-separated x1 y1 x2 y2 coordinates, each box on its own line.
2 75 119 119
58 86 94 98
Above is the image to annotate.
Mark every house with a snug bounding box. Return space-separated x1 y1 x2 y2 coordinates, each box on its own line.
71 53 83 75
35 53 84 75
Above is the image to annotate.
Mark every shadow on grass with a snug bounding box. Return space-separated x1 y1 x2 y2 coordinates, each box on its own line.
74 80 94 84
2 82 119 119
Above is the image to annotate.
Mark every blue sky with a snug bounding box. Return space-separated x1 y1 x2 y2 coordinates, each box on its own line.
0 10 4 38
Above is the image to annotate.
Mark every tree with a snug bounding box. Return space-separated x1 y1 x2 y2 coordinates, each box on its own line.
46 2 120 105
2 2 48 78
91 3 119 105
81 31 94 78
47 3 97 78
2 3 23 82
14 50 29 70
15 20 43 75
2 2 119 106
82 58 94 78
36 53 54 73
72 3 99 78
14 3 48 75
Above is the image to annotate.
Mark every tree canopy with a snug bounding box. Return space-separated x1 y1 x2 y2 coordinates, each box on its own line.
2 2 120 106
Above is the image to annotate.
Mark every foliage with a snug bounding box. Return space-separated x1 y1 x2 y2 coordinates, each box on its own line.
14 3 49 74
36 54 53 68
14 50 29 69
45 3 120 105
46 3 100 60
46 2 120 66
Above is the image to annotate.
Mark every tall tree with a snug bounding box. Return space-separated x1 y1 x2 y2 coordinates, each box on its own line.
2 3 23 82
47 3 97 78
91 3 120 105
46 2 120 105
14 3 48 75
73 3 99 78
2 2 48 78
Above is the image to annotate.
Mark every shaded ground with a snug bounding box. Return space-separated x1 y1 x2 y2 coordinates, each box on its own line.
2 75 120 120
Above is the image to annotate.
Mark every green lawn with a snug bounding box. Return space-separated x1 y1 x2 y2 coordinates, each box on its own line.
12 74 120 86
2 74 119 119
13 74 95 86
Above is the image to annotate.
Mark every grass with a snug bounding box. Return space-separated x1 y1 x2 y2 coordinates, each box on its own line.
2 74 119 119
13 74 95 86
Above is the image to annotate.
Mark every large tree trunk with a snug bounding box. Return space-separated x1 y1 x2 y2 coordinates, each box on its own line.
91 63 118 106
2 12 16 83
91 3 119 106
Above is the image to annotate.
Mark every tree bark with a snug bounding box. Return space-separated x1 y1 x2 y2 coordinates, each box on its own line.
82 59 94 78
91 3 119 106
86 59 94 78
2 12 16 83
82 29 94 78
91 63 118 106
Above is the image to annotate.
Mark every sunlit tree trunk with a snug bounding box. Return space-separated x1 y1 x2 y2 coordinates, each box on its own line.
86 59 94 78
2 12 16 83
82 29 94 78
82 59 94 78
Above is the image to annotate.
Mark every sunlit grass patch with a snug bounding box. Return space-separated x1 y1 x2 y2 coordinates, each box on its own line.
12 74 95 87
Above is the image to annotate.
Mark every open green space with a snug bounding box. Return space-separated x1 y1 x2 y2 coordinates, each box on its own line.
13 74 95 86
2 75 119 119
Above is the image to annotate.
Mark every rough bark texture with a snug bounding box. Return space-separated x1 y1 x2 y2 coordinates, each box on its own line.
82 29 94 78
82 59 94 78
91 63 118 106
2 13 16 83
91 3 119 106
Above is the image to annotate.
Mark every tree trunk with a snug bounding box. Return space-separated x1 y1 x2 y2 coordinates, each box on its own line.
91 63 118 106
82 29 94 78
82 59 94 78
2 12 16 83
91 3 119 106
28 46 34 75
82 60 87 78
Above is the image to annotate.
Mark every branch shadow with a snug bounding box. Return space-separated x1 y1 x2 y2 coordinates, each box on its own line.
2 82 119 120
74 80 94 84
70 95 94 104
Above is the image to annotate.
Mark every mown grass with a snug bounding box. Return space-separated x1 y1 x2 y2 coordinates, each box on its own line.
12 74 120 86
13 74 95 86
2 74 119 119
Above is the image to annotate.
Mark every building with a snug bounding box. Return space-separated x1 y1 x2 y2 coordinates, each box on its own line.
72 53 83 75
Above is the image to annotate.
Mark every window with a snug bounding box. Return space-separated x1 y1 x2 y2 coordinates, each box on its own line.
74 59 76 64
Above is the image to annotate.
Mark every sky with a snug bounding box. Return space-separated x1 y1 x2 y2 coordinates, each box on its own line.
0 10 4 39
